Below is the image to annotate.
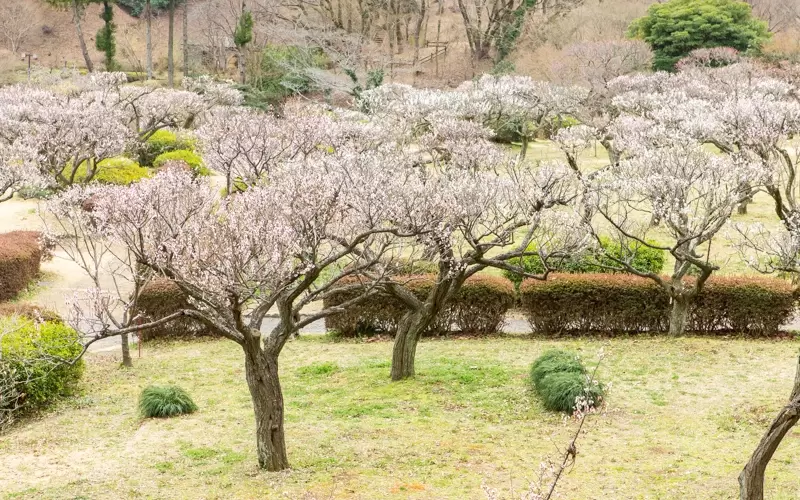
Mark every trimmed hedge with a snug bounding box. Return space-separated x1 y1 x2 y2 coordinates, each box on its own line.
0 231 45 302
153 150 209 177
73 157 151 185
0 316 84 427
504 237 665 287
520 274 796 336
136 278 209 341
324 274 515 336
529 349 604 413
140 129 197 166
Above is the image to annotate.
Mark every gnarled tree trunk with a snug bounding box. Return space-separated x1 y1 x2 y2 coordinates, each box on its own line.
389 276 459 380
390 310 426 380
668 294 690 336
740 356 800 500
244 348 289 471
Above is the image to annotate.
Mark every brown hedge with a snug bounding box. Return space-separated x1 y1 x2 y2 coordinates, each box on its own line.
0 303 62 323
0 231 44 302
519 273 796 336
324 274 515 336
136 278 210 341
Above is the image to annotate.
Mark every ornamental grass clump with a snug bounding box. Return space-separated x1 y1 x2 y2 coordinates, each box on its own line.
530 350 605 413
138 385 198 418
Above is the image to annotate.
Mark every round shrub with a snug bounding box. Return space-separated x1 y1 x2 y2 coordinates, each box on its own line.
139 385 198 418
537 371 605 413
73 157 151 186
153 150 209 176
529 349 586 392
140 129 196 166
0 316 84 426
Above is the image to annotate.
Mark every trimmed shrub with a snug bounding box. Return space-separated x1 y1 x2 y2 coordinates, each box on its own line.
529 349 604 413
0 231 44 302
504 237 665 288
153 150 209 177
138 385 197 418
0 316 84 426
449 276 515 334
139 129 196 166
73 157 151 186
136 278 210 341
324 274 515 337
692 277 796 335
529 349 586 392
520 273 795 336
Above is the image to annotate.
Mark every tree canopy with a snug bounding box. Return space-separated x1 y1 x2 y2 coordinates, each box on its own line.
627 0 770 71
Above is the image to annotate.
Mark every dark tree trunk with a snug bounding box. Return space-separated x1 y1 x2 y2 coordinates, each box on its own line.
120 333 133 367
168 0 175 87
183 0 189 77
72 0 94 72
390 310 426 380
389 277 458 380
668 294 690 336
244 348 289 471
740 356 800 500
738 201 748 215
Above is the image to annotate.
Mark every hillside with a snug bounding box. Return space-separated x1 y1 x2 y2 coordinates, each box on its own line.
0 0 798 86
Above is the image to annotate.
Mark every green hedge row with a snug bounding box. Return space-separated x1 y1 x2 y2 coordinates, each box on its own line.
520 274 796 336
324 275 516 336
0 232 45 302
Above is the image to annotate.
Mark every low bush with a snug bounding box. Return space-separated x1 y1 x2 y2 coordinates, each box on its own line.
0 231 45 302
72 157 151 186
324 274 515 336
139 385 197 418
504 237 665 288
153 150 209 177
136 278 210 341
529 349 586 392
139 129 196 166
529 349 604 413
0 316 84 428
537 371 605 413
520 273 795 336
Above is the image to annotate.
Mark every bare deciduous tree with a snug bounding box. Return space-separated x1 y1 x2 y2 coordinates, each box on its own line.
0 1 39 53
739 356 800 500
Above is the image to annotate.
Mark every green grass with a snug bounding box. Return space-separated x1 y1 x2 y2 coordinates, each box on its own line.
1 336 800 498
504 139 790 278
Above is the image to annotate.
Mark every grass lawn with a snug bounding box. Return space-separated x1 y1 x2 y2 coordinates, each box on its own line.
2 335 800 499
